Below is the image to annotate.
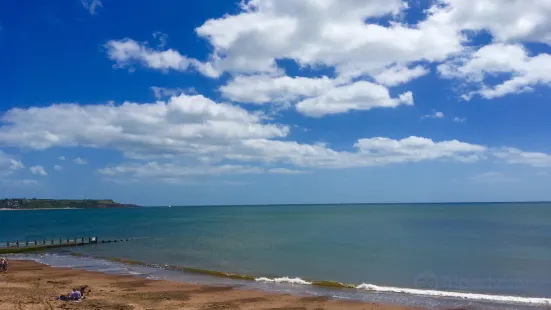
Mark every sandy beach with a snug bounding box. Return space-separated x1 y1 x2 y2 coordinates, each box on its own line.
0 260 419 310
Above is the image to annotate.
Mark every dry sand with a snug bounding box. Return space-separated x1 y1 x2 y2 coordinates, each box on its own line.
0 260 421 310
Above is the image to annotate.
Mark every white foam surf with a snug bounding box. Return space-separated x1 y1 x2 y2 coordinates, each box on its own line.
356 283 551 305
255 277 312 285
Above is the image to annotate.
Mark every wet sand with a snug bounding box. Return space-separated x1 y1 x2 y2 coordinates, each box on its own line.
0 260 419 310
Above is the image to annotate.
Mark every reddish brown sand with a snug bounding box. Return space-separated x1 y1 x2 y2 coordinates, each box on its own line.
0 260 421 310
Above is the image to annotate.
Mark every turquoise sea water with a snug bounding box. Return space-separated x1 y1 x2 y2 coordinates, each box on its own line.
2 203 551 308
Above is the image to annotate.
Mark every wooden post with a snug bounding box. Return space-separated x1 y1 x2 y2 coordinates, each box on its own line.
26 240 28 247
16 240 19 248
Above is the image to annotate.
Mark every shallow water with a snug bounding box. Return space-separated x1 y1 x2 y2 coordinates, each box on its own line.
2 203 551 307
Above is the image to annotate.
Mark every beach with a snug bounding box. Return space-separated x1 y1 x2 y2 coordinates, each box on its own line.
2 204 551 309
0 260 417 310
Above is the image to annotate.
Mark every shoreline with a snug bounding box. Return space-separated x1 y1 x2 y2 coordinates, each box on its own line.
0 208 80 211
7 254 551 309
0 260 417 310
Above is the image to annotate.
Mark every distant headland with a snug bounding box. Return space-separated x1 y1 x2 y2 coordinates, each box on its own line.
0 198 140 210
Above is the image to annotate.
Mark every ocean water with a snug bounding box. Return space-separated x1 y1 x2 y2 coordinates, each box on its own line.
2 203 551 308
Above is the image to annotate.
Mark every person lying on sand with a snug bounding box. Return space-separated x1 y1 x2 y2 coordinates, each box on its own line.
57 288 82 301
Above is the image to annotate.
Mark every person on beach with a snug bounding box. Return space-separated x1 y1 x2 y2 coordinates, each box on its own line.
58 288 82 301
79 285 88 298
0 258 7 271
70 289 82 300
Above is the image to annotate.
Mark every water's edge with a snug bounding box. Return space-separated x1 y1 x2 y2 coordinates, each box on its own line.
7 252 549 310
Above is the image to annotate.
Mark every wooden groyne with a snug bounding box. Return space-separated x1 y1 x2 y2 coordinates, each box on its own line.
0 237 135 254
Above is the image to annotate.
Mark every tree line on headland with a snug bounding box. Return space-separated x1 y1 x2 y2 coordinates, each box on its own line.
0 198 140 209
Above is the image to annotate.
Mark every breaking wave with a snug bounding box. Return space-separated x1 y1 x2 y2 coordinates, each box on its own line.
8 253 551 307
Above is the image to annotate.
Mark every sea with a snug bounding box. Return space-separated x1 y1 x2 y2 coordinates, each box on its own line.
1 202 551 309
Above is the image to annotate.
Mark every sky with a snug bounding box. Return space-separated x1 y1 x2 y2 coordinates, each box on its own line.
2 0 551 206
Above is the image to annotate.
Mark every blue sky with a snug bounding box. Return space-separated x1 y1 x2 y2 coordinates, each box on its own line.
2 0 551 205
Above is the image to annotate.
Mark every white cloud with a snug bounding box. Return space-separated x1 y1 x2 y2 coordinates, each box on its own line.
2 96 551 179
468 172 521 183
0 151 24 176
150 86 188 100
95 135 487 182
81 0 103 15
58 156 66 160
105 38 191 71
0 94 288 160
453 117 466 123
430 0 551 45
104 0 462 111
439 43 551 99
102 0 551 109
97 163 311 183
30 165 47 176
194 0 461 77
493 147 551 167
105 38 219 77
97 162 264 183
73 157 88 165
354 136 486 165
296 82 413 117
233 136 486 169
220 75 335 105
373 65 430 87
54 165 63 171
422 111 445 119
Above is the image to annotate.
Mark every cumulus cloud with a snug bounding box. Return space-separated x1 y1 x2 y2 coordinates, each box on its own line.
453 117 466 123
296 82 413 117
194 0 460 76
1 95 549 184
0 94 288 160
73 157 88 165
54 165 63 171
493 147 551 167
373 65 430 87
81 0 103 15
220 75 334 105
150 86 187 100
30 165 47 176
102 0 551 110
430 0 551 45
97 162 264 183
97 163 311 183
230 136 486 169
103 0 466 116
0 151 24 176
58 156 66 160
105 38 219 77
422 111 445 119
439 43 551 99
